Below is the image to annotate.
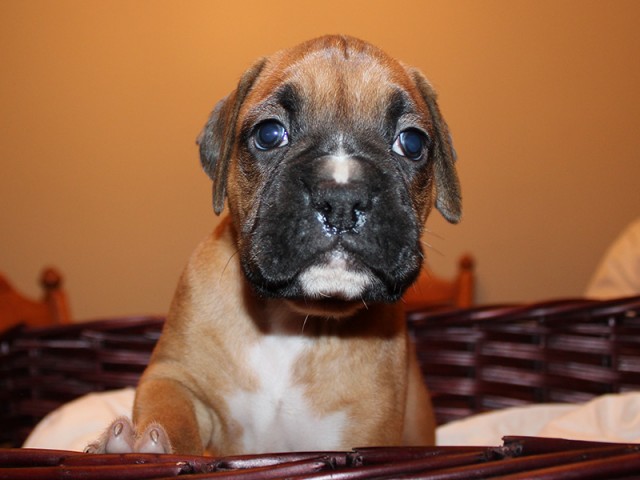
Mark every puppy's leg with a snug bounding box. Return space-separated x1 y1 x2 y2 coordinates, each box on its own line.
86 377 208 455
133 376 210 455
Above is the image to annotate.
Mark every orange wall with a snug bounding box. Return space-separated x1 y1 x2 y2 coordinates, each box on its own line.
1 1 639 319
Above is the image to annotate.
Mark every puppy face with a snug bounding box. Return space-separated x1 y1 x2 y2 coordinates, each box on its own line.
199 36 461 316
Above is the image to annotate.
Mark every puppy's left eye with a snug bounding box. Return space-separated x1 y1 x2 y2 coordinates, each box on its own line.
392 129 427 161
254 120 289 150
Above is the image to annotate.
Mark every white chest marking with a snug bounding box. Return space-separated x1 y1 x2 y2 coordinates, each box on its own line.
228 335 347 454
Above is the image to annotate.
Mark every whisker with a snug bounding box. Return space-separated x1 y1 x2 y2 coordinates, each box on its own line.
422 228 445 240
219 249 240 283
420 240 444 257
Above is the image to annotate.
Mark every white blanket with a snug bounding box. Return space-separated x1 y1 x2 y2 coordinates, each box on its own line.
437 392 640 445
23 389 640 451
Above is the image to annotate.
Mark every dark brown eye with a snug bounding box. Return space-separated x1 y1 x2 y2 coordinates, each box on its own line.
254 120 289 150
392 129 427 160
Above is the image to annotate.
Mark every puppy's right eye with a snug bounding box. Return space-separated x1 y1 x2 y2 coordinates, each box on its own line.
254 121 289 150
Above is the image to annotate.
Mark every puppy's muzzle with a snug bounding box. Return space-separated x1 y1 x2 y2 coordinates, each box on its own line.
242 148 422 305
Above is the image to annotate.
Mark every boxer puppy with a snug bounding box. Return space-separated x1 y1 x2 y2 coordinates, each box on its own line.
87 34 461 456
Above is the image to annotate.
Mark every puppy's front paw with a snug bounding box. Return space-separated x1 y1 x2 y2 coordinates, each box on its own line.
85 417 172 454
85 417 135 454
134 423 172 454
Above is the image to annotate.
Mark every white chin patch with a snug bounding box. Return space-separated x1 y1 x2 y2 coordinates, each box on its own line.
298 254 372 299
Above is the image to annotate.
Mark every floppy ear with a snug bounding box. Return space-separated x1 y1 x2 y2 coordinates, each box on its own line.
410 69 462 224
196 58 267 215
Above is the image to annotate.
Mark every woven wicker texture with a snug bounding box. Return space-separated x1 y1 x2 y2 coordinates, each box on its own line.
2 296 640 450
0 316 163 447
407 296 640 425
2 437 640 479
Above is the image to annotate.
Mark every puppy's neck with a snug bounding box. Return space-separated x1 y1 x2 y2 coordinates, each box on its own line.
254 298 405 340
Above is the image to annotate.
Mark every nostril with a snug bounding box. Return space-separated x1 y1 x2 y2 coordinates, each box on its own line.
320 202 332 215
312 182 370 235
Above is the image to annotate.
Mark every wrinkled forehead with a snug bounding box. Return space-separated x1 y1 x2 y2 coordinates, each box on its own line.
241 41 428 126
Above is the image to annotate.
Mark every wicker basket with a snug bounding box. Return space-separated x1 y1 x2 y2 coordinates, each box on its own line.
0 316 163 448
407 295 640 425
3 436 640 479
2 297 640 449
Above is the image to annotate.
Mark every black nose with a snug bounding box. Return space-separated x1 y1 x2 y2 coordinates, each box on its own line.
311 181 371 235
